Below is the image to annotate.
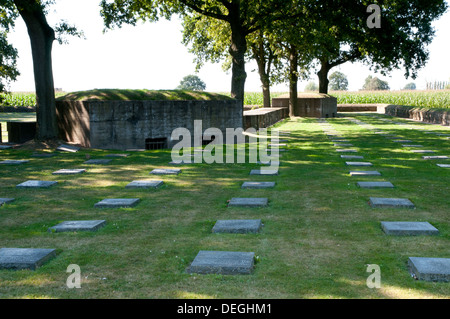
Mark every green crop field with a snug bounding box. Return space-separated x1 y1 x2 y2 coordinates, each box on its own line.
2 90 450 110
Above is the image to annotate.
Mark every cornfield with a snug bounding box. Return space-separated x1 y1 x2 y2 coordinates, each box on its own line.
242 90 450 109
0 92 36 108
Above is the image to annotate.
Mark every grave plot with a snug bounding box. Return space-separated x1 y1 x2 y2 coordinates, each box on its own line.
187 250 255 275
345 162 373 167
357 181 394 188
381 221 438 236
48 220 106 233
0 198 15 206
56 144 80 152
31 153 56 158
349 171 381 176
212 219 263 233
125 180 164 189
94 198 140 208
335 143 353 147
228 197 268 207
341 155 364 159
408 257 450 282
336 149 358 153
84 159 112 165
16 180 57 188
0 248 56 270
368 197 415 209
105 154 130 158
0 145 12 150
241 181 275 189
150 168 181 175
0 160 29 165
410 150 436 154
423 156 449 160
249 168 279 176
52 169 86 175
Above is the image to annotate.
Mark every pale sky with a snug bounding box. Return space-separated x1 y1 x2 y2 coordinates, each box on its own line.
6 0 450 93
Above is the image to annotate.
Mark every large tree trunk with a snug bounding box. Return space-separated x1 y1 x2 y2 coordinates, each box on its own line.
288 45 298 117
317 59 331 94
228 4 247 107
14 0 57 140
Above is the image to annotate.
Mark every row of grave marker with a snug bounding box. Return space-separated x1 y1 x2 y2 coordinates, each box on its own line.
319 116 449 282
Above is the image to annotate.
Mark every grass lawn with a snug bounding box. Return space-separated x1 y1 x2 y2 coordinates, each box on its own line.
0 113 449 299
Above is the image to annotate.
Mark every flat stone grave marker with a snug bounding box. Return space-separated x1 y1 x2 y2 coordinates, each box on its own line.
350 171 381 176
423 155 449 160
0 145 12 150
267 148 287 152
241 182 275 189
228 197 268 207
52 169 86 175
250 168 278 175
332 139 350 143
105 153 130 158
31 153 56 158
57 144 79 152
393 140 412 143
401 145 423 148
16 180 57 188
437 164 450 168
410 150 435 153
150 168 181 175
408 257 450 282
369 197 415 209
48 220 106 233
212 219 263 234
341 155 364 159
336 149 358 153
381 222 438 236
357 181 394 188
346 162 373 166
187 250 255 275
84 159 112 165
335 143 353 147
0 248 56 270
94 198 140 208
125 180 163 189
0 198 15 206
267 143 287 147
0 160 29 165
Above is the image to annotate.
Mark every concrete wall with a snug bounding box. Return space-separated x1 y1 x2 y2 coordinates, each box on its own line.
272 93 337 118
56 100 243 150
384 105 450 126
243 107 289 130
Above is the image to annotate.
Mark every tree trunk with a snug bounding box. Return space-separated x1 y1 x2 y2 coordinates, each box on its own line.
14 0 57 140
288 45 298 117
317 59 330 94
252 44 271 108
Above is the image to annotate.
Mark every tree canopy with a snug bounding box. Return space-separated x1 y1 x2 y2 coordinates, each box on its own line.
329 71 348 91
177 74 206 91
362 75 389 91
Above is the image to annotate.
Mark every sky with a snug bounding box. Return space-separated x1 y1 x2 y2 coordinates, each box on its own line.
6 0 450 93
